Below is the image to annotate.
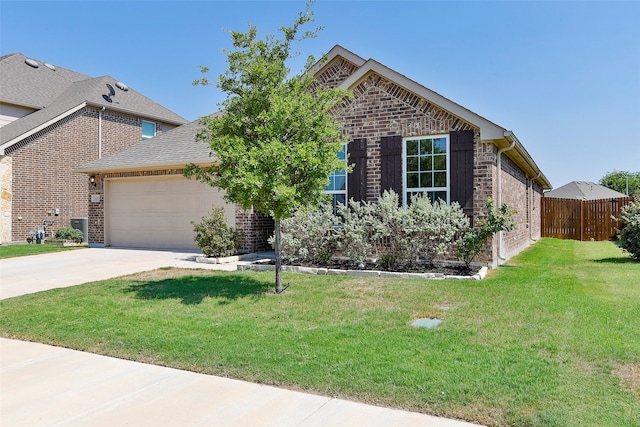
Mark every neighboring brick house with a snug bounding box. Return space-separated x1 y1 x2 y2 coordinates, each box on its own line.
0 53 187 243
78 45 551 265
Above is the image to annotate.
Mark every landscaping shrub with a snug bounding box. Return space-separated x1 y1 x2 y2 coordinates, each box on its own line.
277 190 491 269
336 198 376 266
54 226 85 243
369 191 406 267
456 198 516 266
277 204 340 264
407 194 470 268
192 206 242 257
616 198 640 260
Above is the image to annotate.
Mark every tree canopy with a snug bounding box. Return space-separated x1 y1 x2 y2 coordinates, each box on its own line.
599 170 640 196
185 3 349 293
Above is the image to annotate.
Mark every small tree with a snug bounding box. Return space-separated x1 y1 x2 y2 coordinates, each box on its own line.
185 3 348 293
616 198 640 260
456 198 516 267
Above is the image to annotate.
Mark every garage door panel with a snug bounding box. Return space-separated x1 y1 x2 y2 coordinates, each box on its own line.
107 177 234 250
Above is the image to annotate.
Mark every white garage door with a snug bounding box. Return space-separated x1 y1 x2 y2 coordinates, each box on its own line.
107 176 235 250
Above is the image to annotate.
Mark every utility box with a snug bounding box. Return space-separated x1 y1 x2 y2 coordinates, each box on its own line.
71 218 88 243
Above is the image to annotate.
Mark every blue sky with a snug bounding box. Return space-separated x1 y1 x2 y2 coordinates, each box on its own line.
2 0 638 188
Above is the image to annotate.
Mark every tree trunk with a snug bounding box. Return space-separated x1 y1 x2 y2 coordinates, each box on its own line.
274 218 283 294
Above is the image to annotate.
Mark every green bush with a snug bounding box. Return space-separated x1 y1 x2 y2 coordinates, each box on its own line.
456 198 517 267
54 226 85 243
276 190 482 269
407 194 470 268
277 203 340 264
192 207 242 257
616 198 640 260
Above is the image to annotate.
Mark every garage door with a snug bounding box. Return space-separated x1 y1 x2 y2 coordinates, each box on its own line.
107 176 235 250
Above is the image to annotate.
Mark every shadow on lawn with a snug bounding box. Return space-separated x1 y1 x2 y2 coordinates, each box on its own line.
592 257 637 264
124 274 273 305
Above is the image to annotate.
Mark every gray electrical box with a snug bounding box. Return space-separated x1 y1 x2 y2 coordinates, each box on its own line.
70 218 88 243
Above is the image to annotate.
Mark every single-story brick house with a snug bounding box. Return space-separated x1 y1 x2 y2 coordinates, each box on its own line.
77 45 551 266
0 53 187 243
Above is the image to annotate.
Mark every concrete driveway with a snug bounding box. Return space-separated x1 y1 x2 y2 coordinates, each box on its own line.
0 247 482 427
0 247 237 300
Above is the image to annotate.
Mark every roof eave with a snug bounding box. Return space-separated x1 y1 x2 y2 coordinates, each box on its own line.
85 102 187 126
503 131 552 190
74 158 215 175
307 44 367 77
0 102 87 155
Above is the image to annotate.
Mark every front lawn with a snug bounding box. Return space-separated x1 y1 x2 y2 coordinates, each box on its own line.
0 243 85 259
1 239 638 426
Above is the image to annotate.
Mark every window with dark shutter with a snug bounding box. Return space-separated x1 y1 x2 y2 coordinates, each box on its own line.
449 129 474 223
380 135 403 202
347 138 367 202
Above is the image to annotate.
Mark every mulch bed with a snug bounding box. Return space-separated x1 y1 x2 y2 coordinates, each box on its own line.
270 259 477 276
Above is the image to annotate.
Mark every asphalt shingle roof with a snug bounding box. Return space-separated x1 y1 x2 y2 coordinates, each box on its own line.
76 116 216 173
0 53 187 147
544 181 627 200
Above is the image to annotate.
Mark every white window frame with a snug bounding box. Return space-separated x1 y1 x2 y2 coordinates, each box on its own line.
402 134 450 206
324 144 348 213
141 120 156 140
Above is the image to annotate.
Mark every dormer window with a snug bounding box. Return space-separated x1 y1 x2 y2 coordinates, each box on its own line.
142 120 156 140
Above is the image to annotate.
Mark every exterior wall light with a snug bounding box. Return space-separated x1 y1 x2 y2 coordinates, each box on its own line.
89 175 96 186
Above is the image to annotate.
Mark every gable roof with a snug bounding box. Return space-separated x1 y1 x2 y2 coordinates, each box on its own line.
313 45 551 190
76 116 215 174
544 181 627 200
0 53 187 153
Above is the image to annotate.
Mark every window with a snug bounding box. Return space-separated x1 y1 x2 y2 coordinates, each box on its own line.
403 135 449 205
142 120 156 140
325 144 347 213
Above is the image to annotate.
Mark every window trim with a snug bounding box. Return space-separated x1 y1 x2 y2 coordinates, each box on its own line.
141 120 156 140
402 134 450 206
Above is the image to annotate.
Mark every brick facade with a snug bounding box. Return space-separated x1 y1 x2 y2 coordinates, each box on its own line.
314 57 543 265
5 107 175 242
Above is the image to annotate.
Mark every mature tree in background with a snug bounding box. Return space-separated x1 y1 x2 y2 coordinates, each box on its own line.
185 3 349 293
599 171 640 196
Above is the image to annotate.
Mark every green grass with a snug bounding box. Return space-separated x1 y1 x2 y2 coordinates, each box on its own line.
0 243 86 259
1 239 638 427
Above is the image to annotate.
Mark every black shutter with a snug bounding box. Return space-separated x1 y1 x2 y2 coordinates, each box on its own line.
380 135 403 202
347 139 367 202
450 129 474 223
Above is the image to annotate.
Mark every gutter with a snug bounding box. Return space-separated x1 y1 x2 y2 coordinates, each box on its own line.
497 133 516 262
530 172 541 242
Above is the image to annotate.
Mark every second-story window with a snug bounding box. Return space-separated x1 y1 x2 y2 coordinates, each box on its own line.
142 120 156 140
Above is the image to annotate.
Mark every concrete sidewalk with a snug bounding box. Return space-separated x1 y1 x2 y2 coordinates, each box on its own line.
1 339 479 427
0 247 482 427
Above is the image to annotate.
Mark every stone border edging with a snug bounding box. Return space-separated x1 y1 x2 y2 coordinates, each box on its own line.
237 263 488 280
196 253 259 264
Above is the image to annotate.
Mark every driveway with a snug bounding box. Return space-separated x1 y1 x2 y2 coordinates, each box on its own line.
0 247 482 427
0 247 237 300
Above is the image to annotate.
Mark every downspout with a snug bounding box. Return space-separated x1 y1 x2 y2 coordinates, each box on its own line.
98 106 105 159
497 134 516 262
529 172 541 242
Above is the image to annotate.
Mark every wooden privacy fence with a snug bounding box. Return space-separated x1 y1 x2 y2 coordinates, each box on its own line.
541 197 634 241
